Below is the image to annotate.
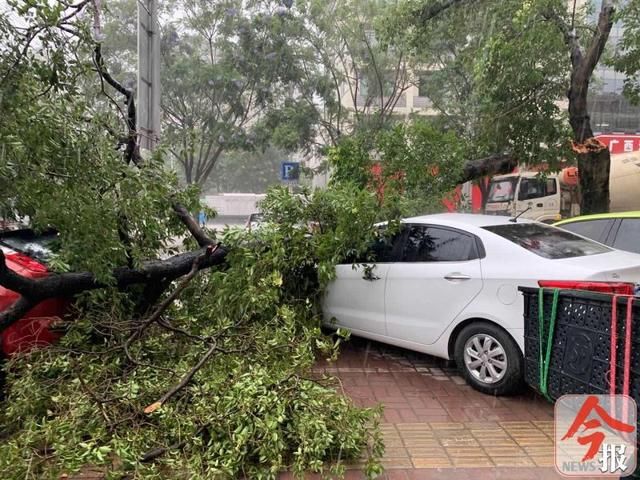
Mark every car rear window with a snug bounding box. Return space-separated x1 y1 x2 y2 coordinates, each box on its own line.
0 230 58 262
482 223 611 259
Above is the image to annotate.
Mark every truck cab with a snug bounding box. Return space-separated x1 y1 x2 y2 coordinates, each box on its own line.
485 170 579 223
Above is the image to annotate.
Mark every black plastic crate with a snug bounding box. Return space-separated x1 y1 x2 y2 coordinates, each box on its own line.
520 287 640 402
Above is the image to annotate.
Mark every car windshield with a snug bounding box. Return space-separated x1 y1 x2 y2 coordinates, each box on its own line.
0 230 58 262
483 223 611 259
487 178 517 202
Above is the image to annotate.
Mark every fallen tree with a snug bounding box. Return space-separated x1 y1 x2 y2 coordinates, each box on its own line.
0 3 385 478
460 153 516 184
0 218 225 333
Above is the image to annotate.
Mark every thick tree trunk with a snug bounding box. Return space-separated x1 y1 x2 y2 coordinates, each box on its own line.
0 245 227 332
568 65 611 215
577 149 611 215
563 1 615 215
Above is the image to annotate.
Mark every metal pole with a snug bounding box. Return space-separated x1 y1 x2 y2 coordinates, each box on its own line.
137 0 161 152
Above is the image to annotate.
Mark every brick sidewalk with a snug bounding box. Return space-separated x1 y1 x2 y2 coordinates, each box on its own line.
305 337 608 480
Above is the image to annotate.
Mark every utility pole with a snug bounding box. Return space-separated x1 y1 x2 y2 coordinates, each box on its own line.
137 0 161 153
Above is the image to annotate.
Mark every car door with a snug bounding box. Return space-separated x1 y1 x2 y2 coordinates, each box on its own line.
542 177 560 219
323 227 405 336
384 224 484 346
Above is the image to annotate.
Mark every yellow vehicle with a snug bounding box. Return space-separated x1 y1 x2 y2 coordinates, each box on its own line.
554 211 640 254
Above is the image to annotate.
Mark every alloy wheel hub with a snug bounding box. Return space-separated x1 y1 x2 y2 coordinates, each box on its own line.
463 334 507 384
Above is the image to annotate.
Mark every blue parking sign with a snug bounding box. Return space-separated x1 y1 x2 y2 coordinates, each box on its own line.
281 162 300 181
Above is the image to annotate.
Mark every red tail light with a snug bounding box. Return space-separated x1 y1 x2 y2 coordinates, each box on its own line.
538 280 635 296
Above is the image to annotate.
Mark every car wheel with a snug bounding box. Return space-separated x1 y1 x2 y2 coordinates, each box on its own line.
454 322 523 396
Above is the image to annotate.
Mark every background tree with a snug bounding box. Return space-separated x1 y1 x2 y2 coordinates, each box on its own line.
390 0 624 214
286 0 415 150
202 146 291 194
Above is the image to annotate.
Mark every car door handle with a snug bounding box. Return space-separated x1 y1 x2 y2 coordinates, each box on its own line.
444 273 472 281
536 203 543 207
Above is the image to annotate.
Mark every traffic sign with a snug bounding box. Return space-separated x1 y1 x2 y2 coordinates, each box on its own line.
281 162 300 182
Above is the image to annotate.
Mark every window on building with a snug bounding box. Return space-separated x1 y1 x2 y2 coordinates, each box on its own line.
417 71 434 98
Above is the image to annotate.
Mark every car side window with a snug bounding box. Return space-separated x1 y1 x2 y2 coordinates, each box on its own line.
612 219 640 254
518 178 547 200
558 219 611 242
358 227 405 263
402 225 475 262
559 219 612 244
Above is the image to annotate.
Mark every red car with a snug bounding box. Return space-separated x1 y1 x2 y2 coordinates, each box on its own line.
0 229 67 357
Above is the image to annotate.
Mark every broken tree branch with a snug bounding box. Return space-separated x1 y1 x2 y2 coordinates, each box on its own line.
172 203 215 247
0 244 227 333
94 43 140 166
460 153 516 184
143 340 218 414
125 245 217 349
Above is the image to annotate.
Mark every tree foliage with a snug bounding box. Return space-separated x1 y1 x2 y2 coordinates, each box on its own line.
0 1 386 478
329 120 466 216
383 0 572 168
387 0 638 213
1 186 385 480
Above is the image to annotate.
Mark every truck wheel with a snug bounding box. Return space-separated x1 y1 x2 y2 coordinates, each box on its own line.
454 322 524 396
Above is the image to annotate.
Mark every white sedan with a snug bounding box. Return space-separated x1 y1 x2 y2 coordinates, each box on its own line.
323 213 640 395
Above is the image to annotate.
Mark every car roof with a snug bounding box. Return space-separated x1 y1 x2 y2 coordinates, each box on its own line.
402 213 533 228
555 210 640 225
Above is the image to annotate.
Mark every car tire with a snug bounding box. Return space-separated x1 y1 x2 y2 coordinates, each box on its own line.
454 322 524 396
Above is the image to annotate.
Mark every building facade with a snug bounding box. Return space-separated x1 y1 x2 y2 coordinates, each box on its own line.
587 0 640 134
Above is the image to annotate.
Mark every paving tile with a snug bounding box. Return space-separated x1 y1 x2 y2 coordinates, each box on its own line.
399 428 437 438
444 446 487 457
382 458 414 469
522 446 555 456
395 423 431 430
401 439 440 448
483 445 526 457
384 438 408 448
490 456 537 467
411 457 453 468
475 439 519 448
531 455 555 467
404 447 447 457
384 447 410 458
429 422 464 430
399 433 436 441
450 456 494 467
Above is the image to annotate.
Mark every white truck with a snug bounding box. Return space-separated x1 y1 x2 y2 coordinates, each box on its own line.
484 151 640 222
